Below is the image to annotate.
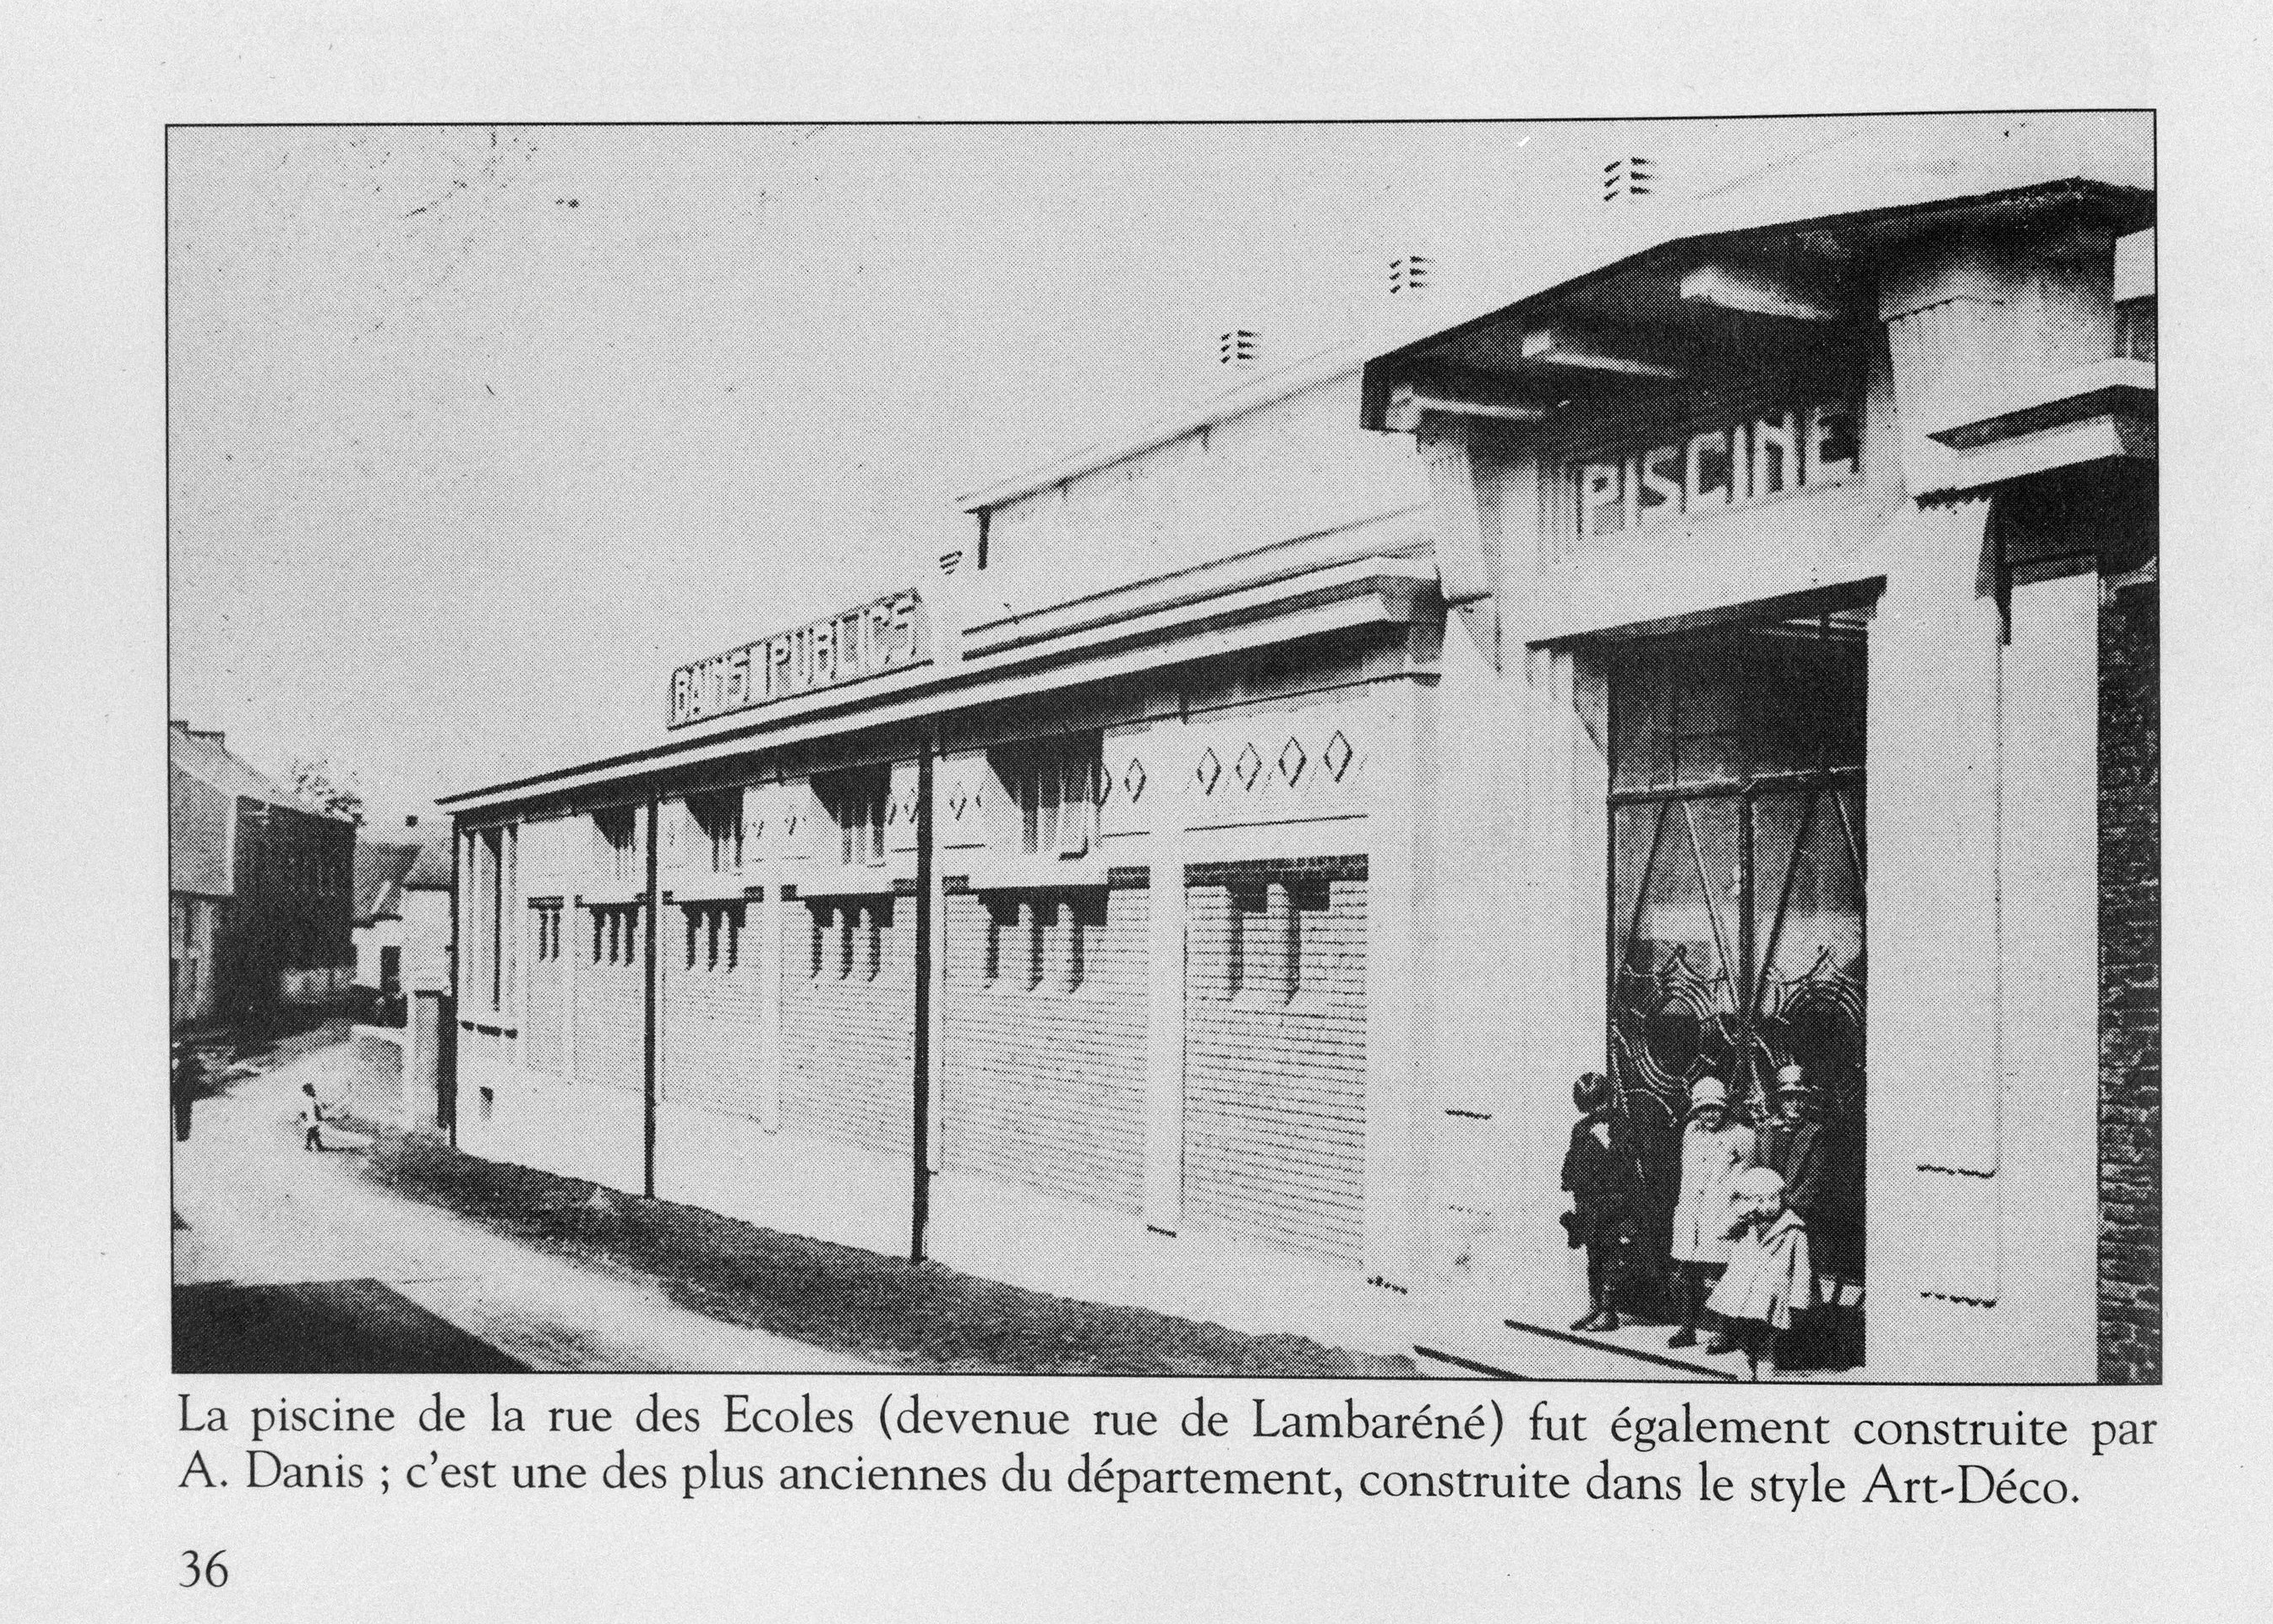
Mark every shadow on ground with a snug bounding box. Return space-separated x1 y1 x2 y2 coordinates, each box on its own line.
356 1128 1415 1378
174 1280 530 1374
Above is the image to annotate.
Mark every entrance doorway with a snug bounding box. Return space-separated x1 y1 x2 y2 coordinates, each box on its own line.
1605 610 1868 1356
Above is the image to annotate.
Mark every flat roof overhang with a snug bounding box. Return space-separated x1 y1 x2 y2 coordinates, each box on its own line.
1358 178 2154 437
438 543 1440 818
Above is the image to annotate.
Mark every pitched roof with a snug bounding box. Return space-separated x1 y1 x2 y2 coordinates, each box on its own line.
168 723 344 818
402 832 456 891
170 762 233 897
353 842 423 923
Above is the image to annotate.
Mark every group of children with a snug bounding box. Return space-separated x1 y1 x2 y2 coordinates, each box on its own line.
1561 1063 1831 1380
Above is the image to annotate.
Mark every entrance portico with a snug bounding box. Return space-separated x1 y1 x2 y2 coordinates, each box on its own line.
1364 173 2152 1380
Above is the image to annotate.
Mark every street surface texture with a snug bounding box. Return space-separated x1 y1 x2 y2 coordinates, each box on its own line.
172 1028 879 1373
176 1027 1411 1376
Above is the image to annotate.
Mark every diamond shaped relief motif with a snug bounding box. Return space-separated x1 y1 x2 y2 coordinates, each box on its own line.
1278 738 1306 786
1195 748 1221 794
1122 757 1147 803
948 785 969 819
1234 743 1263 790
1323 730 1354 783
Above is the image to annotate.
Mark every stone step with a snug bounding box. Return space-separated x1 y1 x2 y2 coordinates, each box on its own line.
1413 1310 1746 1381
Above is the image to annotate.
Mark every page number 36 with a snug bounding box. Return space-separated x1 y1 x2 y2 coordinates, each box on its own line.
180 1550 229 1588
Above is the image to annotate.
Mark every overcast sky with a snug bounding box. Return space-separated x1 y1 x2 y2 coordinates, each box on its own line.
167 116 2100 825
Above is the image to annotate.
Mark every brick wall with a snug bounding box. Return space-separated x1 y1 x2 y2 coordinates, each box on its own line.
941 884 1148 1213
527 905 566 1074
2098 574 2161 1383
662 901 764 1118
779 895 915 1154
1183 856 1368 1265
575 904 646 1092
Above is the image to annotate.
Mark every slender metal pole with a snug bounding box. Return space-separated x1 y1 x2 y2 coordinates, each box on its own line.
642 790 660 1200
1736 791 1757 1116
910 738 935 1262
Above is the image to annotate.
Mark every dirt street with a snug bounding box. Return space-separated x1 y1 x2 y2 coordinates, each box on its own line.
172 1034 878 1373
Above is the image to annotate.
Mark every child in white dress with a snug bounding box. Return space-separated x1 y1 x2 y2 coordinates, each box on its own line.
1667 1076 1757 1350
1707 1166 1817 1380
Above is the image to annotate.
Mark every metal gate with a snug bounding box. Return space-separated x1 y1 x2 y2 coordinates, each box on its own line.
1605 624 1867 1282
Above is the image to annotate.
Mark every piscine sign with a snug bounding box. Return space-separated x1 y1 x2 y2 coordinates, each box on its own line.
668 588 929 729
1571 399 1860 542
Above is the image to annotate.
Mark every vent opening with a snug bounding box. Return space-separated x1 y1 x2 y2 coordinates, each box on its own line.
1389 254 1435 296
1217 328 1259 369
1603 156 1657 203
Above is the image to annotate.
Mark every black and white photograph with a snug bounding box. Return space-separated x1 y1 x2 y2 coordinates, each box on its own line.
23 3 2273 1616
167 112 2159 1386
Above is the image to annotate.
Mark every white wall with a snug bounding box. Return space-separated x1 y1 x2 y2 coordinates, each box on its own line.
979 372 1428 621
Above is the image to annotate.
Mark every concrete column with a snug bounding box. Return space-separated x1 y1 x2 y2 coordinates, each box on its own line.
454 829 473 1009
1141 708 1189 1233
757 843 784 1135
402 987 423 1128
509 824 527 1070
563 874 580 1087
1866 497 2003 1367
1500 644 1608 1309
1362 671 1430 1291
924 742 948 1178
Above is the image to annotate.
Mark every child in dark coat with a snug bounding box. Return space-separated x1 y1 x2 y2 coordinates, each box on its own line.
1560 1072 1641 1331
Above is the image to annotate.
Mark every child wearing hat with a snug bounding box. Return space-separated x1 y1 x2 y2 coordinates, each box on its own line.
1707 1167 1817 1380
1762 1064 1828 1233
1667 1075 1757 1351
1560 1072 1642 1331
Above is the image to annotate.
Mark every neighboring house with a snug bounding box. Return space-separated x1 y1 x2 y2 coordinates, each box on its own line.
352 829 427 1005
434 118 2156 1382
169 722 358 1028
400 830 456 993
169 759 232 1028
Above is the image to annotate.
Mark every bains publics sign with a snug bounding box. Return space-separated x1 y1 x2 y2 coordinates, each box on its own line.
668 588 929 729
1569 398 1860 544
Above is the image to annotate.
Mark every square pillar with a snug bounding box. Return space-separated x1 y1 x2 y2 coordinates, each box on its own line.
1362 674 1429 1291
1866 496 2004 1367
1141 710 1189 1233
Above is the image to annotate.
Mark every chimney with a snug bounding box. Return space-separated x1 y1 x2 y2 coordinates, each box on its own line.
404 814 419 829
1217 328 1260 370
